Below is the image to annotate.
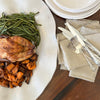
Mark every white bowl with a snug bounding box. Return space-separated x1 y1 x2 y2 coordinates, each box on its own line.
53 0 97 12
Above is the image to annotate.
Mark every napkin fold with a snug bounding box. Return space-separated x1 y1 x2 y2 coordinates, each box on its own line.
57 19 100 82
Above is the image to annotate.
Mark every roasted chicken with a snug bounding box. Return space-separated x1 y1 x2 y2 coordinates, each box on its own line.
0 36 35 62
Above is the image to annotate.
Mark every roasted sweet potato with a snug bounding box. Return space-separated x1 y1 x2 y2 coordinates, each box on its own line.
25 71 33 84
17 77 25 84
19 66 26 73
0 63 4 67
0 79 9 87
27 61 36 70
17 72 23 79
0 53 38 88
25 76 31 84
12 66 18 75
22 60 29 64
12 82 19 86
9 82 14 88
31 54 38 61
6 63 15 72
0 68 4 78
7 73 16 82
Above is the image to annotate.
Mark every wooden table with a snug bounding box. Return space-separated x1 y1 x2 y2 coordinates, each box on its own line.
37 1 100 100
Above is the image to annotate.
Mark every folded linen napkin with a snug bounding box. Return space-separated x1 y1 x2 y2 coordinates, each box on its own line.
57 19 100 82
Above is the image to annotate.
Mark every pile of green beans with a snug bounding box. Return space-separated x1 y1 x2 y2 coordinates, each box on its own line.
0 12 40 47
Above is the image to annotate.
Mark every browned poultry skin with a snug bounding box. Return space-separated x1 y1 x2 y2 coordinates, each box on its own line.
10 36 34 50
0 36 35 62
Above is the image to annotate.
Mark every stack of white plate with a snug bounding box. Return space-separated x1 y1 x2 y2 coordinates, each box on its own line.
45 0 100 19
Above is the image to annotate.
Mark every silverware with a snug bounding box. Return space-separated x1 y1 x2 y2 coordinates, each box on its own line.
59 22 100 71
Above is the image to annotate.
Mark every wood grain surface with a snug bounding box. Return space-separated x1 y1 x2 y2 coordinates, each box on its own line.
37 1 100 100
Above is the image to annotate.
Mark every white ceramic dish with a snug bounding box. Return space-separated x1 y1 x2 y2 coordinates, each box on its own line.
53 0 96 11
0 0 57 100
45 0 100 19
53 0 100 13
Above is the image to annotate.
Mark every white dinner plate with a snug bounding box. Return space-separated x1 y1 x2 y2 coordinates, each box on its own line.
53 0 96 11
0 0 57 100
45 0 100 19
53 0 100 13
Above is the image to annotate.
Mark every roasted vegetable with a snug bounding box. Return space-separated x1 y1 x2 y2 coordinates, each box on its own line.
0 54 38 88
6 63 15 72
27 61 36 70
0 68 4 78
17 72 23 79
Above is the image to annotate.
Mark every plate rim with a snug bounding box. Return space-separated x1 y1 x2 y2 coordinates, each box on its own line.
53 0 96 11
45 0 100 19
53 0 100 13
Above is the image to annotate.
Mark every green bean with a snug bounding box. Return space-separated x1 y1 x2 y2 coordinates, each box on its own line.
0 12 41 47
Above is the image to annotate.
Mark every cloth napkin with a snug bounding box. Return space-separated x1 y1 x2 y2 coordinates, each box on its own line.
57 19 100 82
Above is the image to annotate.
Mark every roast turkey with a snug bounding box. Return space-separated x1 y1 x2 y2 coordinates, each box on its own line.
0 36 35 62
